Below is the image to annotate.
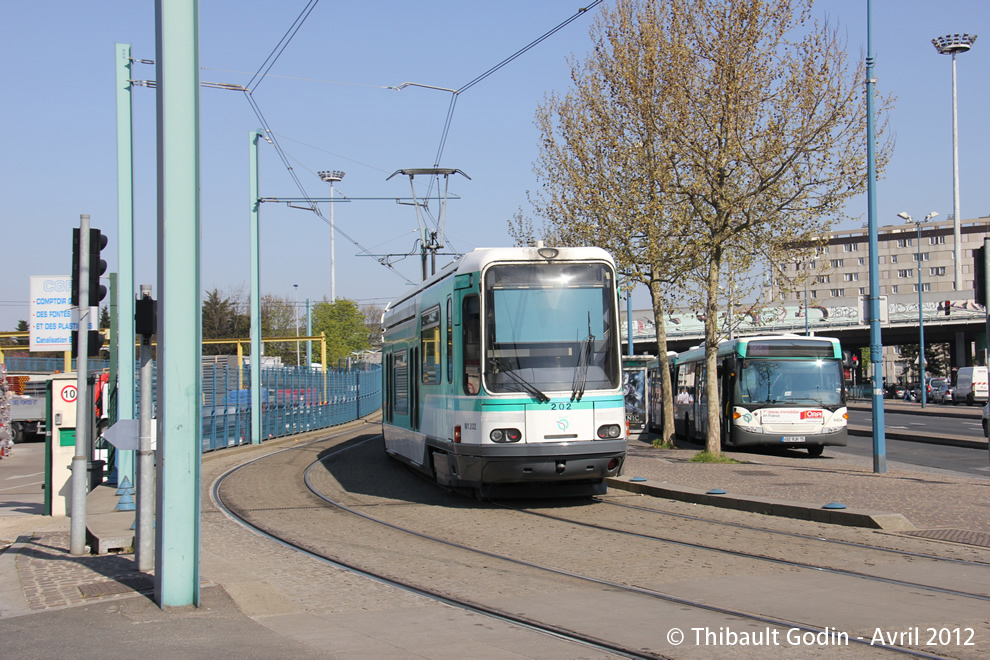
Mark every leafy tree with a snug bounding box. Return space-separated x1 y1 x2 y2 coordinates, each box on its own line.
518 0 891 455
898 343 950 384
261 294 298 365
361 303 385 350
202 288 248 356
312 298 371 366
99 305 111 329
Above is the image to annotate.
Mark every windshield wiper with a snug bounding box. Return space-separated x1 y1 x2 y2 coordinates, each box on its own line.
571 329 594 402
488 357 550 403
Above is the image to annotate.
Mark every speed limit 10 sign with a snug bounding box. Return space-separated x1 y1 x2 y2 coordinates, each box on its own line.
60 384 78 403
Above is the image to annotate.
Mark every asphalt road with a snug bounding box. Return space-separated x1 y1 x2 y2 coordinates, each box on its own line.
843 400 989 476
833 432 990 477
848 408 984 440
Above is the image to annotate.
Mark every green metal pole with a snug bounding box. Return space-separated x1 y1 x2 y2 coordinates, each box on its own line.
250 130 262 445
155 0 201 608
115 42 136 486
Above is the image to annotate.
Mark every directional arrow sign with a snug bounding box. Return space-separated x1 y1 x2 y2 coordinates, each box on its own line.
103 419 139 450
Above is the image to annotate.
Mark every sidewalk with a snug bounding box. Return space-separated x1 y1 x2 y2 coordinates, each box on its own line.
0 422 988 658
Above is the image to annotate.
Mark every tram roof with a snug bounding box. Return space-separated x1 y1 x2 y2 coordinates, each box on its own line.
384 245 617 312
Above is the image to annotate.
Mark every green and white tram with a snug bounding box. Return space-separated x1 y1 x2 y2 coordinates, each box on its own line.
381 246 626 498
673 335 848 456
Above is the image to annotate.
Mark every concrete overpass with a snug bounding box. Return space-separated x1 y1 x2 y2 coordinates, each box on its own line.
621 298 988 381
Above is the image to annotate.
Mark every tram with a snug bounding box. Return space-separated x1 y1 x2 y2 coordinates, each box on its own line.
381 245 626 498
670 335 848 456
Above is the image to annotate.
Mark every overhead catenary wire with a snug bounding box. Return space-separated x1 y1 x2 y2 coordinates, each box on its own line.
423 0 603 235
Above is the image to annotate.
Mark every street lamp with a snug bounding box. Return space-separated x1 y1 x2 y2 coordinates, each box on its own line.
897 211 939 407
293 283 300 366
932 33 977 291
317 170 345 302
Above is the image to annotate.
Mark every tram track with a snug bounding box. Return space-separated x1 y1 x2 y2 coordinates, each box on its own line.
492 501 990 602
211 432 983 659
596 497 990 565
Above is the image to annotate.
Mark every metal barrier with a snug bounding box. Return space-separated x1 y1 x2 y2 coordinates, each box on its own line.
2 356 111 373
199 363 382 452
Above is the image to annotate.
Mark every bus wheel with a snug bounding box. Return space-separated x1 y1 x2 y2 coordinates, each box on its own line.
807 445 824 457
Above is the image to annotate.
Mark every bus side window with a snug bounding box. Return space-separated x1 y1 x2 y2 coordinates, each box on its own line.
462 295 480 395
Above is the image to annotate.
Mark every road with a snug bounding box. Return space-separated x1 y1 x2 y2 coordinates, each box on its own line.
845 401 990 476
834 433 990 477
848 408 984 440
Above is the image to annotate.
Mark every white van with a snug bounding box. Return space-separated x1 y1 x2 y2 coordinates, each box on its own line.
954 366 988 405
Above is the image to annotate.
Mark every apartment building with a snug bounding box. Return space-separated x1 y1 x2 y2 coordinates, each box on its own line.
772 216 990 384
774 217 990 304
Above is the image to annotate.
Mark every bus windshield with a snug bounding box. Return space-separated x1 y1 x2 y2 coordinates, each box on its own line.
483 262 619 395
735 358 844 407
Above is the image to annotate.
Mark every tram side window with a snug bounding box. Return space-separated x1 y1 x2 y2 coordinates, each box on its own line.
421 305 441 385
446 297 453 385
462 295 481 395
394 350 409 415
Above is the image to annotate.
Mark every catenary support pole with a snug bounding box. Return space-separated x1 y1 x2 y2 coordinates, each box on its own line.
250 129 262 445
116 42 136 486
155 0 202 607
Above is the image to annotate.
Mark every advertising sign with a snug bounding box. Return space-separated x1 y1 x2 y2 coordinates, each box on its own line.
29 275 96 352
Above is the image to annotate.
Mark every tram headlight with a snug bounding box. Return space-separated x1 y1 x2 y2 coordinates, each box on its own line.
597 424 622 439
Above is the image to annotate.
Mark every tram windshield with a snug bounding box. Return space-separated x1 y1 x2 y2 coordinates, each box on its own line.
483 262 619 396
735 358 844 407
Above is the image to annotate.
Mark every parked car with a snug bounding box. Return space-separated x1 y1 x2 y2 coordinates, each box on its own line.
918 377 946 401
885 383 907 399
931 381 954 404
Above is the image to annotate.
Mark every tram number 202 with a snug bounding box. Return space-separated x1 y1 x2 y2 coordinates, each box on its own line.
550 403 572 410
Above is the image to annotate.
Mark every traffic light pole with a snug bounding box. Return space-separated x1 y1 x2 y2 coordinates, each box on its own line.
71 214 91 556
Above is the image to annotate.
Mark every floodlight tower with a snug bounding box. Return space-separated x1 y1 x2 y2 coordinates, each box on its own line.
318 170 345 302
932 33 977 291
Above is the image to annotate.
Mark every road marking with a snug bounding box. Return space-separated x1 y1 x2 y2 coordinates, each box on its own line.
0 480 44 493
3 472 45 481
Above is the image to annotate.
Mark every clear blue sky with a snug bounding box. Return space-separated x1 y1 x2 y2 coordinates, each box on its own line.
2 1 988 331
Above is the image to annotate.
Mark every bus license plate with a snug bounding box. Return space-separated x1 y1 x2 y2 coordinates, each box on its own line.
781 436 806 443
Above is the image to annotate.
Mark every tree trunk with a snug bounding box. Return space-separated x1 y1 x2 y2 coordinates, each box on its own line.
704 254 722 456
648 279 675 444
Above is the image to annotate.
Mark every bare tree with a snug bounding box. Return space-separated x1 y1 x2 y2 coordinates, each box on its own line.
517 0 892 455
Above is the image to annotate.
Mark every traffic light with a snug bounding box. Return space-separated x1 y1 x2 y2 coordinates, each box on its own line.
71 329 104 359
88 229 108 308
975 246 986 307
71 228 82 306
70 227 109 358
944 300 951 316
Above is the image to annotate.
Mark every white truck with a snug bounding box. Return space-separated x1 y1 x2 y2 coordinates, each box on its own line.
6 377 48 443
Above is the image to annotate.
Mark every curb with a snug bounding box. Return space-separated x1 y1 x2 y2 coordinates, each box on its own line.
605 475 917 531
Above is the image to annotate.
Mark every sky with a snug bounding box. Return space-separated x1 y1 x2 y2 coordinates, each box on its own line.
2 0 989 332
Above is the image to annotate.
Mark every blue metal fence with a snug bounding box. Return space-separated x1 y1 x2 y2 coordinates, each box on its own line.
2 356 111 373
198 363 382 452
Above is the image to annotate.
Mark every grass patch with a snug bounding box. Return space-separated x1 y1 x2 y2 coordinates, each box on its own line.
688 451 741 464
651 437 675 449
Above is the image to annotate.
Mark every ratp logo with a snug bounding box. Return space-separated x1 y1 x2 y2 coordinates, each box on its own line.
557 418 569 431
